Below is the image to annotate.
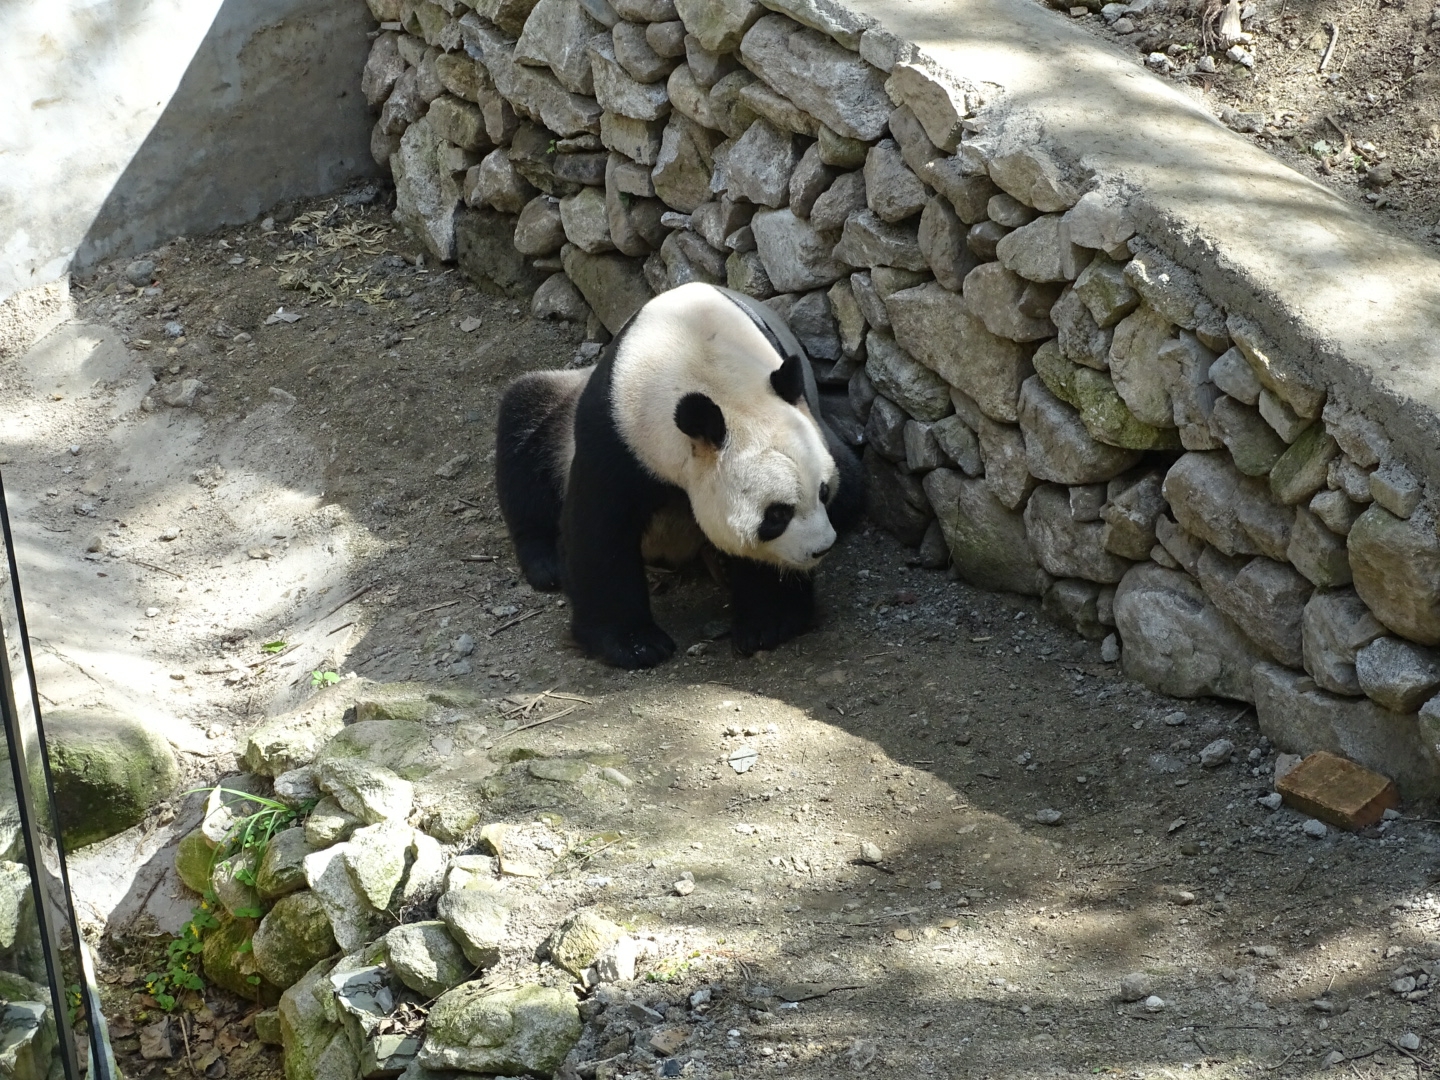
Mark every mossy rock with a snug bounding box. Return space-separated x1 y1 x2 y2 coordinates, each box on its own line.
353 683 487 723
45 708 180 848
175 828 218 895
202 912 281 1005
252 892 338 991
1034 341 1181 451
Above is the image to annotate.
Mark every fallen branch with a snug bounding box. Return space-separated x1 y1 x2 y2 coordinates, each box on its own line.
323 582 374 619
1318 22 1339 74
459 554 496 563
131 558 183 580
488 608 540 637
406 598 460 622
492 703 579 739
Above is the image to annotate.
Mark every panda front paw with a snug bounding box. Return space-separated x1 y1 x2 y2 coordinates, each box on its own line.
584 623 677 669
514 540 563 592
731 606 813 656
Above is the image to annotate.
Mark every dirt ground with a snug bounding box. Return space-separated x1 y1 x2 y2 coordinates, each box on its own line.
10 192 1440 1080
1070 0 1440 245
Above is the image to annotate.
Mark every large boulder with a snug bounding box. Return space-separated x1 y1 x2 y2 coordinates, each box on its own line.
923 469 1048 596
418 983 582 1075
253 892 339 992
1112 564 1266 701
1348 505 1440 646
45 708 179 848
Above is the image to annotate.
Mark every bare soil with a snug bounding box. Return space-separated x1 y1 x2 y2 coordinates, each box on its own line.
1067 0 1440 245
14 193 1440 1080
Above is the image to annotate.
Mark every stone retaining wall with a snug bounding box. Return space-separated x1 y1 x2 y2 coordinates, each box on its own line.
358 0 1440 795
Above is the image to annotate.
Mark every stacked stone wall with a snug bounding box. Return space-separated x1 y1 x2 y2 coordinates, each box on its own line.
358 0 1440 794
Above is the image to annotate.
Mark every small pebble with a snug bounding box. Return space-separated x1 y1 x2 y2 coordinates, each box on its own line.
1302 818 1328 839
159 527 180 541
1034 808 1063 826
1119 972 1152 1002
1321 1050 1344 1069
1399 1033 1422 1051
1383 808 1401 821
125 259 156 287
1393 976 1418 994
1113 16 1136 31
673 878 695 897
859 841 882 864
144 607 160 618
1199 738 1234 768
1101 634 1121 662
453 633 475 656
1162 711 1187 726
1143 995 1165 1012
1258 792 1283 811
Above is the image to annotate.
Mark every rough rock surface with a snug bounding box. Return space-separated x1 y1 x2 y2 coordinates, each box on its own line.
924 469 1049 596
1113 564 1266 701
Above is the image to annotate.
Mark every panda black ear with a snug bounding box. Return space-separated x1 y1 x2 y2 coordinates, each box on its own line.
770 352 804 404
675 392 727 449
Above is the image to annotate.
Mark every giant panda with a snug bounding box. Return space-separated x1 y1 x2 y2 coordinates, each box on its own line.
495 282 864 669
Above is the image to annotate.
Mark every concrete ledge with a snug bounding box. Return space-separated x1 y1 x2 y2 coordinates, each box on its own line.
852 0 1440 480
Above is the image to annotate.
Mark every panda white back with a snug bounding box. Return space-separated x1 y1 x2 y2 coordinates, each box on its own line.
609 283 841 571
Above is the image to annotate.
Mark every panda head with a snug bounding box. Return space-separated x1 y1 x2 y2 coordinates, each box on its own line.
612 284 844 572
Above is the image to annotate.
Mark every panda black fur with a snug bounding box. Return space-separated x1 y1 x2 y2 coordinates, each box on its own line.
495 282 864 670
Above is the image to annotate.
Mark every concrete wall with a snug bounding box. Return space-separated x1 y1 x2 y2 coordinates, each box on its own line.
0 0 382 310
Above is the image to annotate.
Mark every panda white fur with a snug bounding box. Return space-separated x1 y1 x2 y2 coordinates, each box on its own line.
495 282 863 669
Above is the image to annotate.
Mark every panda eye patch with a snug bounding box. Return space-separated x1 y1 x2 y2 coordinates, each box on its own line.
757 503 794 542
819 482 831 503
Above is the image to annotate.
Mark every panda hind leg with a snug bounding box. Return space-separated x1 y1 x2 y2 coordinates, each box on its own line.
825 431 867 535
728 558 816 656
495 374 574 592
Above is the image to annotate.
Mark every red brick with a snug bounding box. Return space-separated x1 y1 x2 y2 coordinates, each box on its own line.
1277 750 1398 830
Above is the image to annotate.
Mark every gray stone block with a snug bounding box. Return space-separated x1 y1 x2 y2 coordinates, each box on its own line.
1356 636 1440 713
1108 302 1177 428
1349 505 1440 646
886 282 1033 424
752 207 848 290
1113 564 1265 702
1288 505 1352 589
1370 461 1423 519
962 262 1054 342
1253 663 1439 798
924 468 1049 595
1100 469 1165 561
1310 489 1363 536
1302 588 1386 696
833 210 926 271
1043 578 1109 640
810 171 867 233
865 450 932 544
1194 548 1311 669
1209 395 1286 477
1162 451 1291 561
1208 347 1261 406
1019 377 1142 486
864 143 929 224
1025 484 1130 584
739 14 890 140
930 414 982 477
727 119 799 208
976 416 1036 510
918 196 976 292
515 0 605 94
864 330 952 423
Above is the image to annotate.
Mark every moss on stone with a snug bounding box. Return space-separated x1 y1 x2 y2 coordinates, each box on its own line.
45 708 179 849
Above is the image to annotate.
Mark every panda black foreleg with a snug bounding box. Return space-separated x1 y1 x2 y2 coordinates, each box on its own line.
560 436 677 670
728 559 816 656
